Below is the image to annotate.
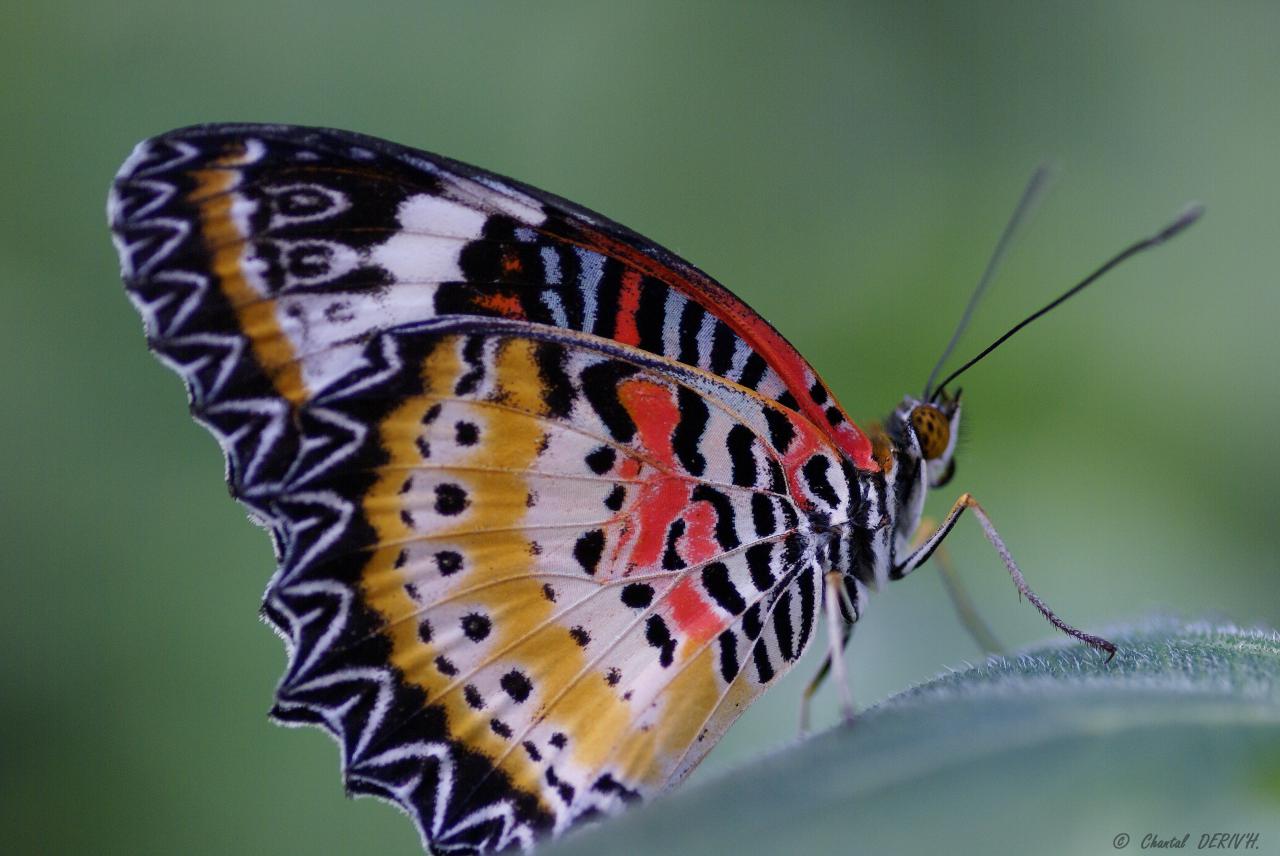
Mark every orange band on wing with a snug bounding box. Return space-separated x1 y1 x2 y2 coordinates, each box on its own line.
189 150 309 406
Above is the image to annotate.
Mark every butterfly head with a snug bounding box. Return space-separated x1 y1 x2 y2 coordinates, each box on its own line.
894 389 962 489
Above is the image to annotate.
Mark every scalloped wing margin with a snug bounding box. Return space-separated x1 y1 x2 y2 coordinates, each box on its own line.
108 130 864 853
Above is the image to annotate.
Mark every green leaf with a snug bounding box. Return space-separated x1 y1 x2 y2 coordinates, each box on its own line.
548 619 1280 856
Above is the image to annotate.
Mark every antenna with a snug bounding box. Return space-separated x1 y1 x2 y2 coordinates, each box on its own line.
929 203 1205 401
922 165 1053 401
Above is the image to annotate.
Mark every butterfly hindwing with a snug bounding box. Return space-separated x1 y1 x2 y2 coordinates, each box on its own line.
109 126 866 853
274 319 852 850
324 322 847 828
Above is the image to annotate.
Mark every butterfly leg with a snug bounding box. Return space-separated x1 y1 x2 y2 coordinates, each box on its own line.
912 516 1003 655
798 616 852 736
823 571 857 724
894 494 1116 660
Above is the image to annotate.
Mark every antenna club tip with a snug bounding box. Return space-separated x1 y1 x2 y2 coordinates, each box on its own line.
1158 202 1206 241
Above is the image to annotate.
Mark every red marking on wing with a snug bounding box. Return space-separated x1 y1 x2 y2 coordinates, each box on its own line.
473 292 526 318
777 418 831 513
679 499 719 566
611 381 731 646
574 225 878 472
614 270 643 347
617 457 642 480
626 476 687 574
667 576 720 646
614 379 690 574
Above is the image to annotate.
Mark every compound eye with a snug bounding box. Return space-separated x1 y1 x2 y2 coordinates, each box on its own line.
910 405 951 460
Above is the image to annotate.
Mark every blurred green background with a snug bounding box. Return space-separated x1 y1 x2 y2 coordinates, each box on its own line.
3 1 1277 853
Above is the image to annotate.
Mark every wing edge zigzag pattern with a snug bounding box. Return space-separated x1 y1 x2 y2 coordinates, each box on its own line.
111 134 555 854
108 126 862 854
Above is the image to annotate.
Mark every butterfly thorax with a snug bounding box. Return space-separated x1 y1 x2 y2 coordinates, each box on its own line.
832 394 962 609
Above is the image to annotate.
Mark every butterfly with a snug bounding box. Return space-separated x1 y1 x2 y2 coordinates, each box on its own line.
108 124 1194 853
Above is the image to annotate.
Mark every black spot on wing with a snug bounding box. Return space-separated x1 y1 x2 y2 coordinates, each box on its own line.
620 583 654 609
585 445 616 475
689 485 739 550
840 456 861 510
737 351 768 390
591 259 624 340
635 277 666 355
708 322 735 376
604 484 626 511
661 519 687 570
593 773 641 804
677 300 705 366
534 341 576 417
458 228 505 282
581 360 640 443
573 529 606 575
779 498 800 531
645 615 677 667
717 630 740 683
766 457 787 495
545 762 576 803
454 421 479 446
801 455 840 509
500 669 532 703
750 493 776 537
751 637 775 683
745 542 776 591
773 588 796 661
702 561 746 615
726 424 758 487
763 406 796 454
461 612 491 642
435 483 470 516
797 564 818 651
672 387 709 477
454 335 486 396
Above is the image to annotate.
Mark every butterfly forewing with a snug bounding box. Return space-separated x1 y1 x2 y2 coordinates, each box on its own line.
110 124 876 467
109 125 862 853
